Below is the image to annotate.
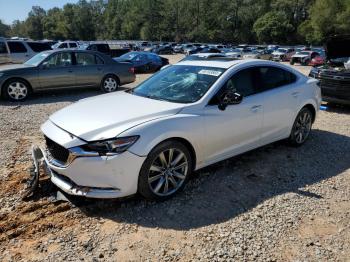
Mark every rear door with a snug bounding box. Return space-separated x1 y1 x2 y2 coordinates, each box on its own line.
74 52 104 87
39 52 76 89
256 66 300 144
7 41 29 63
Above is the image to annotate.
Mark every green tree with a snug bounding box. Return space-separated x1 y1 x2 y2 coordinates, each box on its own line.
25 6 46 39
299 0 350 44
0 19 10 37
253 11 294 44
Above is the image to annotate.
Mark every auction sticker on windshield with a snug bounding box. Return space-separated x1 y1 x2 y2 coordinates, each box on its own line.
198 69 222 77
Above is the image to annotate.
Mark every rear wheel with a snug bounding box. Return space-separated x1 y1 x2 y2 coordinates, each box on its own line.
101 75 119 93
288 108 313 146
3 79 30 101
138 141 193 200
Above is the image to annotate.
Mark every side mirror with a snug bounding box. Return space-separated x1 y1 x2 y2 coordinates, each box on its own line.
41 61 49 69
218 91 243 111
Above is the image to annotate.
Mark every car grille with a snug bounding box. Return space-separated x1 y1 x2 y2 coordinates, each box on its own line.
45 136 70 163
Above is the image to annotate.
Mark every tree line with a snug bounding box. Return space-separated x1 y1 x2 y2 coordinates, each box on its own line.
0 0 349 45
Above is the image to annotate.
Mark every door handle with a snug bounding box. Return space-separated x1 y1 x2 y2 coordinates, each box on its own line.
97 67 102 71
250 105 262 112
291 91 300 97
68 69 73 73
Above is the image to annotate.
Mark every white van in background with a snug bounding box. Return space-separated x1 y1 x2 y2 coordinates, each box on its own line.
0 38 52 63
51 41 78 49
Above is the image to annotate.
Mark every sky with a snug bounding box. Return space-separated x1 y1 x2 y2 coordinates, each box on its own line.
0 0 78 25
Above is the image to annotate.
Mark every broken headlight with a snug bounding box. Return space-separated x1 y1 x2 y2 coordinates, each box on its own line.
81 136 139 154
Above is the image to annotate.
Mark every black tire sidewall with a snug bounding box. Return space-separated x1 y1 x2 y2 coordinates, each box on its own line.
138 140 193 200
3 79 29 102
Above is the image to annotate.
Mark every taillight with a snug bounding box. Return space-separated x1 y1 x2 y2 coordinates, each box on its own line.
128 67 135 74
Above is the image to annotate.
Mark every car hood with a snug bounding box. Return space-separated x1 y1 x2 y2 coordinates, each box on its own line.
292 54 309 58
326 35 350 60
273 52 285 55
0 63 35 72
49 91 184 142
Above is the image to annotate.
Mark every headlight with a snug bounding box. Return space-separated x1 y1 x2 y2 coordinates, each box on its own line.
309 67 319 78
81 136 139 155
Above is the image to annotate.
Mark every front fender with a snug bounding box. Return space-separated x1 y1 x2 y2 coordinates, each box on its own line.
119 113 205 169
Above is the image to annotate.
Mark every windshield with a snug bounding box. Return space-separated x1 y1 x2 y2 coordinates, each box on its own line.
119 52 139 60
277 48 287 53
24 52 50 66
298 51 311 55
228 49 241 53
131 65 225 103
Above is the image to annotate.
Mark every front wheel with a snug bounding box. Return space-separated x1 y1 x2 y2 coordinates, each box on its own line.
138 141 193 200
3 79 30 101
288 108 313 146
101 75 119 93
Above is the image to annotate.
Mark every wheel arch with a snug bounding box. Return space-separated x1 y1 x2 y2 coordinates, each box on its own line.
156 137 197 171
302 103 317 123
101 73 120 85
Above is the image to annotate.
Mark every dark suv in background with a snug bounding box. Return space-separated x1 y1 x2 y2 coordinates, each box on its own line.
309 35 350 105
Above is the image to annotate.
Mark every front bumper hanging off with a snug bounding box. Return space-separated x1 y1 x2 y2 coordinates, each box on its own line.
26 146 125 199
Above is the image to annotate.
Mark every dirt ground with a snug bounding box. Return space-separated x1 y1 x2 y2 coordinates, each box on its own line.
0 54 349 261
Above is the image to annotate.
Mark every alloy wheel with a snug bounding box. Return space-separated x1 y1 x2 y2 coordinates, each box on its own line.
103 77 118 92
7 82 28 100
148 148 189 196
294 111 312 144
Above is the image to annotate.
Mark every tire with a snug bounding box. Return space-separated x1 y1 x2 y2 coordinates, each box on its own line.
101 75 119 93
138 140 193 200
288 107 313 146
143 64 151 73
301 59 309 66
2 79 30 102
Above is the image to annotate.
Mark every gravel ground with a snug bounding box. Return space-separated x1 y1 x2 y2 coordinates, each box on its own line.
0 55 349 261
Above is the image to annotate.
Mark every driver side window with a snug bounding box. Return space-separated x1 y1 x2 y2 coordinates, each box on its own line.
209 68 257 105
45 52 72 68
226 68 256 97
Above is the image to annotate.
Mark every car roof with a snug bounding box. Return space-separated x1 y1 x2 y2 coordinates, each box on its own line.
177 59 244 69
190 53 226 57
177 58 301 71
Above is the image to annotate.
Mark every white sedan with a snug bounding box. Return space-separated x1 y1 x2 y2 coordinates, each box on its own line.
34 59 321 200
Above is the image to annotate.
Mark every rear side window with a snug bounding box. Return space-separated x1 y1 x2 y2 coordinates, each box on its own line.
97 44 109 53
70 43 77 48
0 42 8 54
95 55 104 64
27 42 52 52
8 42 27 53
75 52 96 66
257 67 296 92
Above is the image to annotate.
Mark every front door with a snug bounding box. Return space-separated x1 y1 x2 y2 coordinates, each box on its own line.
203 67 263 164
39 52 75 89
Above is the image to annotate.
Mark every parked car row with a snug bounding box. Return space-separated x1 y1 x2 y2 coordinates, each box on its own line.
0 37 52 64
0 49 136 101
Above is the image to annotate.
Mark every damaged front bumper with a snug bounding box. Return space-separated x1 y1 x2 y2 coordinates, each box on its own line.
28 145 145 199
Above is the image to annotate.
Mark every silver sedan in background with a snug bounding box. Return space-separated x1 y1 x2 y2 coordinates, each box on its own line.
0 50 136 101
